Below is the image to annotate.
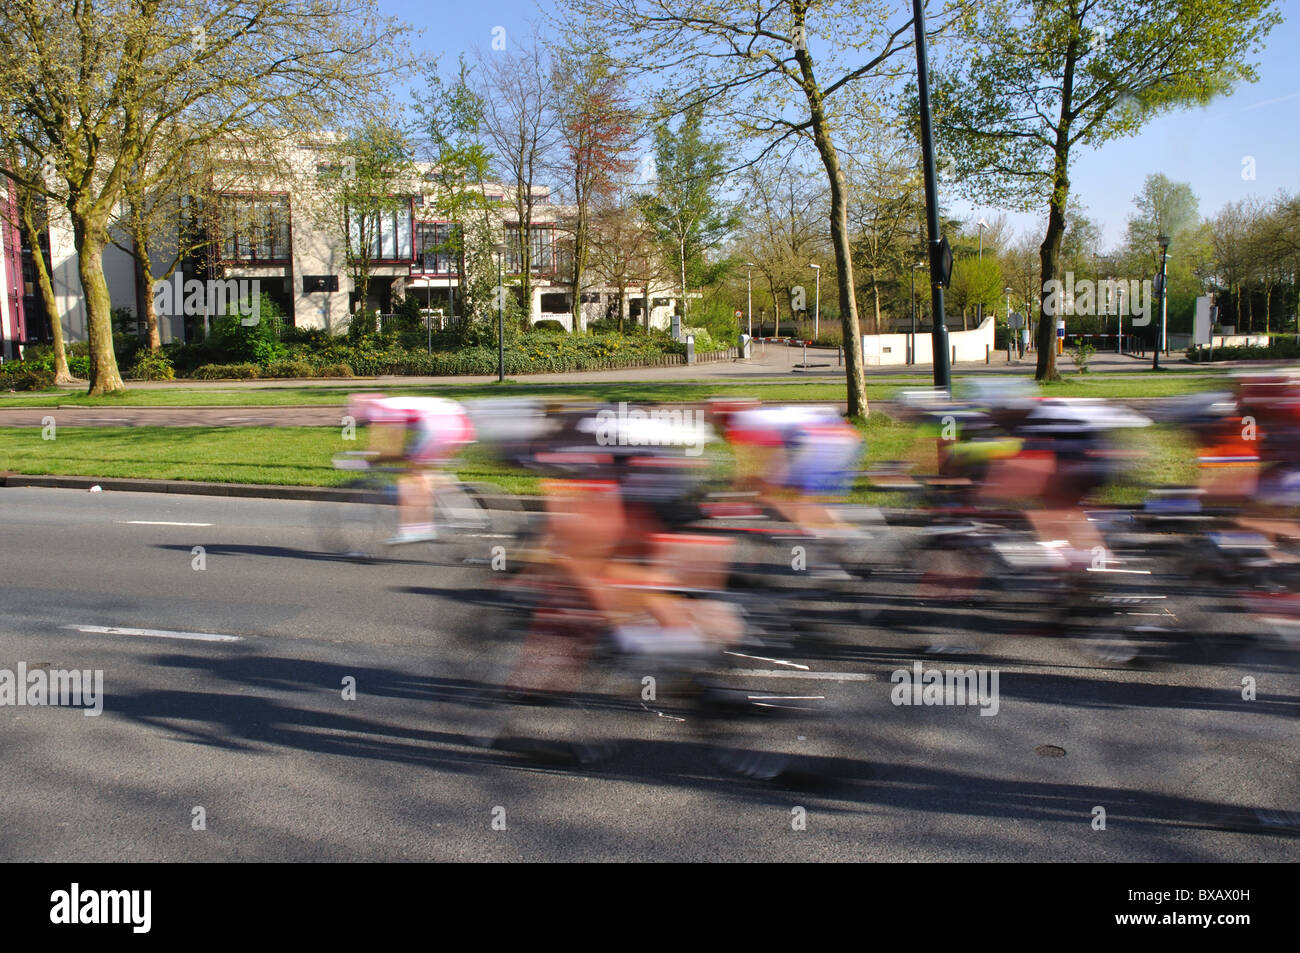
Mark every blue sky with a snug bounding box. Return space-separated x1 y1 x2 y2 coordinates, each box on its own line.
383 0 1298 251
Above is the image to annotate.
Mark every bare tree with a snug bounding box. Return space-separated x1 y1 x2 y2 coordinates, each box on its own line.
477 41 562 329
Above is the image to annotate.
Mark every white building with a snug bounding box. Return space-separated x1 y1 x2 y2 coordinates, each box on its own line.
22 139 682 346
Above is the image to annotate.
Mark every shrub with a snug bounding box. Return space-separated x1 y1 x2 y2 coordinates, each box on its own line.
532 319 568 334
0 363 56 390
127 350 175 381
1069 341 1096 374
313 363 354 378
190 363 260 380
346 310 378 344
264 359 316 379
68 354 91 378
1187 336 1300 362
206 293 287 365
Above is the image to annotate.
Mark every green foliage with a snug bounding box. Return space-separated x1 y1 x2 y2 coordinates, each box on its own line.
264 359 316 379
313 363 355 378
191 363 261 380
392 295 424 332
0 362 56 390
1069 340 1096 374
345 309 377 345
127 350 175 381
640 103 738 316
533 319 569 334
1187 336 1300 363
205 293 286 365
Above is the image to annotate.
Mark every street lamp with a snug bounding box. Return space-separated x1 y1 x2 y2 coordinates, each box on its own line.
493 241 507 382
1152 234 1170 371
809 263 820 340
976 218 989 328
1004 286 1014 358
745 262 754 338
910 261 925 365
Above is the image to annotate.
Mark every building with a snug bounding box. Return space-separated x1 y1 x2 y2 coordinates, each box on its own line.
12 138 682 349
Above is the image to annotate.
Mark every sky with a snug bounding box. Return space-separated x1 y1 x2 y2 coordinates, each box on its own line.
381 0 1299 252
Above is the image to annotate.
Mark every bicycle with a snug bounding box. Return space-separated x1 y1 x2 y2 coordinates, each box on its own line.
314 451 503 563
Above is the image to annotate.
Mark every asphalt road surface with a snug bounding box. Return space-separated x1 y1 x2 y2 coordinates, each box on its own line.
1 486 1296 861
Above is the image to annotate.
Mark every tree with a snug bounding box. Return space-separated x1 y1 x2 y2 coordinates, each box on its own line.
845 118 925 334
1125 173 1199 271
0 144 72 380
564 0 971 419
413 56 499 330
477 41 562 330
640 104 738 323
0 0 409 394
552 44 637 332
316 117 416 320
932 0 1281 380
736 161 826 335
947 255 1004 329
588 185 663 330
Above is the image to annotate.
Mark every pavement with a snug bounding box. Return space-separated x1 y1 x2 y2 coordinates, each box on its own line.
6 341 1225 397
2 486 1296 861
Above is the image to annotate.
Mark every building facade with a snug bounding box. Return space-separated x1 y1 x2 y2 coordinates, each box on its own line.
15 139 681 349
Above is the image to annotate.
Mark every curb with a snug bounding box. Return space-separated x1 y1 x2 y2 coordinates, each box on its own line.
0 471 545 510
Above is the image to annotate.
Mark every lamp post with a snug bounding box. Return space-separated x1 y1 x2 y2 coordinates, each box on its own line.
911 261 923 365
1152 234 1170 371
912 0 951 392
493 241 507 382
1004 285 1014 358
809 262 820 340
745 262 754 338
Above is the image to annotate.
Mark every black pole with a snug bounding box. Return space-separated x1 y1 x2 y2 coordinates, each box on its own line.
913 0 950 392
498 254 505 382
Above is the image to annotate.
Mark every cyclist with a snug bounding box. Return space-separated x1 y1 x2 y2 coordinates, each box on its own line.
345 393 475 544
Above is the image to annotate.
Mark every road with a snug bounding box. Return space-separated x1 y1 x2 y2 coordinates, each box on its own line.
1 486 1296 861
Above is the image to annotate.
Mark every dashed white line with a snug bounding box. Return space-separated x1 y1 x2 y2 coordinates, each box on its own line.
119 521 213 527
726 669 879 681
61 625 241 643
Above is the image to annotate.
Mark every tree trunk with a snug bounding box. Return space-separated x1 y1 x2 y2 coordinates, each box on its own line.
679 237 687 324
72 217 125 394
130 213 162 350
1036 175 1068 382
19 200 73 382
872 280 882 336
794 15 867 418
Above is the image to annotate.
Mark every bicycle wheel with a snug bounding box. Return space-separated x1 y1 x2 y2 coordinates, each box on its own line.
314 476 398 562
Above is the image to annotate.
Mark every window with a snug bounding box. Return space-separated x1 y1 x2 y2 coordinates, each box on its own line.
504 225 554 274
415 223 461 274
540 292 569 313
348 202 414 261
221 194 291 262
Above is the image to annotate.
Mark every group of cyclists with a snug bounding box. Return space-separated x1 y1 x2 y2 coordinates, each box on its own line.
339 370 1300 760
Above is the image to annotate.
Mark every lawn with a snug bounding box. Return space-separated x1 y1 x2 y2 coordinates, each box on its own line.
0 369 1237 408
0 416 1198 506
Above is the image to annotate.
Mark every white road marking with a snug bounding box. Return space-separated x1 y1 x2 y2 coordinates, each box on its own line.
119 521 213 527
724 651 810 670
725 669 878 681
61 624 241 643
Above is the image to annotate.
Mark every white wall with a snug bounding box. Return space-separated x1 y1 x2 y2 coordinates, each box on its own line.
862 314 996 366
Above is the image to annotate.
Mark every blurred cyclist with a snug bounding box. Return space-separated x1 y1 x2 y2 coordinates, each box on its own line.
346 394 475 544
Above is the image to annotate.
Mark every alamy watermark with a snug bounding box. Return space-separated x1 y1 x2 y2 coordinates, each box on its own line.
593 402 709 457
153 275 261 326
890 660 999 716
0 662 103 715
1043 273 1151 326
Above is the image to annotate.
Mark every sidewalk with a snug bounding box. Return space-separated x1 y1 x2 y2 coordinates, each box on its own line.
21 341 1217 395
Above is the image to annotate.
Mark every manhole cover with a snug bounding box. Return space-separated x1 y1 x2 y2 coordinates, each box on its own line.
1035 744 1066 757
